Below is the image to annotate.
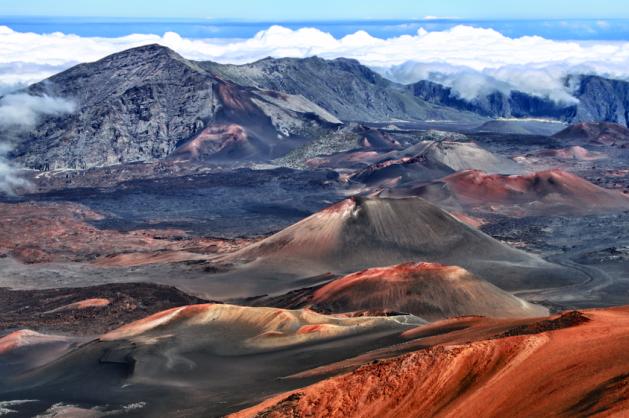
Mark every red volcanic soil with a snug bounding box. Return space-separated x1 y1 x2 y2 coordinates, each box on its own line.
305 150 382 169
281 312 588 382
0 282 208 336
439 169 629 214
217 81 261 115
44 298 111 313
309 262 547 320
355 126 400 149
553 122 629 146
448 212 486 228
536 145 606 160
174 124 251 160
0 330 69 355
0 202 254 264
233 306 629 418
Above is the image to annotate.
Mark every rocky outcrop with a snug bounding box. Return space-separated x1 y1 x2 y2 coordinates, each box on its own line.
571 75 629 126
408 79 575 120
0 283 209 336
408 75 629 126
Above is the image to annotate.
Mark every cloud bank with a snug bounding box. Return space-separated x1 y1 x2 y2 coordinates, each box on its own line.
3 24 629 104
0 93 76 194
0 94 76 128
2 24 629 102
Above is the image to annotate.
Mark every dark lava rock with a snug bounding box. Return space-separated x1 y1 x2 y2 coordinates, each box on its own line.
496 311 590 338
0 282 211 336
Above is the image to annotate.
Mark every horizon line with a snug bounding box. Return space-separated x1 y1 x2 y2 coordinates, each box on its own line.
0 16 626 23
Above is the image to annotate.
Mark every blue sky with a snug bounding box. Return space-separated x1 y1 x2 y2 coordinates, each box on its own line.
0 0 627 20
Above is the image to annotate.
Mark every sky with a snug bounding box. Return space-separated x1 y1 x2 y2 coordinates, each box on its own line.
1 0 628 20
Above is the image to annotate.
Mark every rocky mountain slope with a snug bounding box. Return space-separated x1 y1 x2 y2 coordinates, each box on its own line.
12 45 341 170
408 79 572 120
10 47 489 171
202 56 482 123
572 75 629 126
409 74 629 126
10 45 629 172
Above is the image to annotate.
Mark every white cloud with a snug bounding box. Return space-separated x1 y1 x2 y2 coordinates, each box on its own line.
380 61 581 103
0 94 76 129
422 15 459 20
1 24 629 104
0 93 76 194
0 152 30 195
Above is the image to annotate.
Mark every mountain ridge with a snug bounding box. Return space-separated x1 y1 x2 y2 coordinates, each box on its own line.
9 44 629 171
202 56 483 123
12 45 343 170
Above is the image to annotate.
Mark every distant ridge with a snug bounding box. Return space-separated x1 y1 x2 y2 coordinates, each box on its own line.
408 74 629 127
202 56 483 123
10 45 629 171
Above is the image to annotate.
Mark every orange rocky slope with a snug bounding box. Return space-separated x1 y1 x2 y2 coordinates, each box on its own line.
233 306 629 418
